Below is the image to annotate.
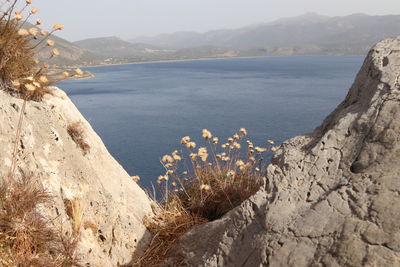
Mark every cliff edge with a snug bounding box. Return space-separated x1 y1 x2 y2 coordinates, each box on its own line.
0 87 152 266
168 37 400 266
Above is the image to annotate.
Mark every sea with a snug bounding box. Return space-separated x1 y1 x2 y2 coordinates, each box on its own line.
58 56 364 188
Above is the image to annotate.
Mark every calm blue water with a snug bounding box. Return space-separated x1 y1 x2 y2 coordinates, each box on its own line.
59 56 364 188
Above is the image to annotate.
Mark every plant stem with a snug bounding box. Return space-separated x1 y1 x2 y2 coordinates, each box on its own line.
8 96 27 183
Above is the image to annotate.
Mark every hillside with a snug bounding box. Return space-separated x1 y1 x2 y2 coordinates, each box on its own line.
73 37 236 64
130 13 400 56
22 22 101 67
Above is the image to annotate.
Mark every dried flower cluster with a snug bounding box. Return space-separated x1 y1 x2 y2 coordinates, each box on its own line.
0 0 82 101
136 128 280 266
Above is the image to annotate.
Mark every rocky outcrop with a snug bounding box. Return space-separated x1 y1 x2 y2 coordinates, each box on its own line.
0 88 152 266
168 37 400 266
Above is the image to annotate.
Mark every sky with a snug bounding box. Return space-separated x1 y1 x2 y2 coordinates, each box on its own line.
17 0 400 41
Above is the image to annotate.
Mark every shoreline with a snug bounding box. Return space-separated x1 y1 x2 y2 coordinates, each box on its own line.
81 54 364 69
66 54 364 81
82 56 262 69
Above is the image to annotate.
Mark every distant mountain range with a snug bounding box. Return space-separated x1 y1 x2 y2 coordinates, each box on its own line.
128 13 400 56
37 13 400 66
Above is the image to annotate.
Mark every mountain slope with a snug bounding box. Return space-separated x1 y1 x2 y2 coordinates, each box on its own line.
129 13 400 56
74 36 161 57
23 22 101 66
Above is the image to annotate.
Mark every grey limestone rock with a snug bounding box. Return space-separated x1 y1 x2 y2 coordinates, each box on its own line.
168 37 400 266
0 87 153 266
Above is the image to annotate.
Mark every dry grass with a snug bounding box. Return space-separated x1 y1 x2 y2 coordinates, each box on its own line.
64 198 83 237
133 203 207 267
135 128 280 266
67 122 90 155
0 0 82 101
0 171 81 266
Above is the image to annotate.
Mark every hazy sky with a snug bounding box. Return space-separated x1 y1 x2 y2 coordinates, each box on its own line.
25 0 400 41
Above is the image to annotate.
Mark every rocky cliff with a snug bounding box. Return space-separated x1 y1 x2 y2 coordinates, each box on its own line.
0 88 153 266
167 37 400 266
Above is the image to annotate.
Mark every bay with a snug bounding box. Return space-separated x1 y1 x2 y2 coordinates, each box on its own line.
59 56 364 188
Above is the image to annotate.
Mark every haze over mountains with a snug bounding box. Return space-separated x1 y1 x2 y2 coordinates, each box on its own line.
45 13 400 66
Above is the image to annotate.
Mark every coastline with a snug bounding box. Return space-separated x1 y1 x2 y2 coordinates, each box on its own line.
71 54 364 80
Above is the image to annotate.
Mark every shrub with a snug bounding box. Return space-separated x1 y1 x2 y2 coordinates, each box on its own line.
67 122 90 155
135 128 280 266
0 171 81 266
0 0 82 101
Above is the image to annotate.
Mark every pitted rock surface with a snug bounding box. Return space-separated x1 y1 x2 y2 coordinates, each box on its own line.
167 37 400 266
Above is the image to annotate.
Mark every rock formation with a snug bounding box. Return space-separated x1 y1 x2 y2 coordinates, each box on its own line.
0 88 152 266
168 37 400 266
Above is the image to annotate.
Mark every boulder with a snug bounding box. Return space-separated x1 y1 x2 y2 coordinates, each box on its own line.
0 87 152 266
168 37 400 266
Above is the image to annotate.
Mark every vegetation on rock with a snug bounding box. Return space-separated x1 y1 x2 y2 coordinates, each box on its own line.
135 128 279 266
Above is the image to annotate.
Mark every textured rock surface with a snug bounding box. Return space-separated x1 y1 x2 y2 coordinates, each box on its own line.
168 37 400 266
0 88 152 266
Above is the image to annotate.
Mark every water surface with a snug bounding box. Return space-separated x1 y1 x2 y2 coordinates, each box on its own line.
59 56 364 188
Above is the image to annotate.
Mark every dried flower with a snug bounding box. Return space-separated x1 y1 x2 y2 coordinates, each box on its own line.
202 129 212 140
173 154 182 161
51 48 59 56
200 184 211 191
271 146 280 152
17 29 29 36
24 83 36 91
39 76 48 83
63 72 70 77
35 18 42 25
26 0 32 4
165 163 173 168
227 138 233 143
52 24 64 30
171 182 177 187
30 7 38 14
198 147 208 162
186 142 196 149
233 134 239 140
132 176 140 182
28 27 37 36
255 147 267 153
182 171 188 175
236 160 245 167
15 14 23 21
240 128 247 136
190 153 198 160
46 39 55 46
40 29 46 36
267 140 275 145
75 68 83 75
212 137 219 144
222 156 230 161
167 170 174 175
233 142 241 149
157 175 168 182
162 155 174 163
180 136 190 144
